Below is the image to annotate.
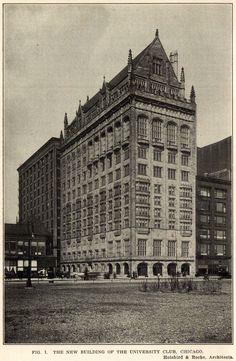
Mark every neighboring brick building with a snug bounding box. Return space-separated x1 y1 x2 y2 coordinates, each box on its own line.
60 30 197 277
197 136 231 181
5 222 56 276
196 176 231 275
17 137 62 269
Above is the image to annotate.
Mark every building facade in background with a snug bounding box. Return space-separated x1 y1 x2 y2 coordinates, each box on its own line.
17 137 61 269
196 137 231 275
5 222 56 276
60 30 197 277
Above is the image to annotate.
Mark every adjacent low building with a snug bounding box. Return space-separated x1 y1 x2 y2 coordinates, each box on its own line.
5 222 56 276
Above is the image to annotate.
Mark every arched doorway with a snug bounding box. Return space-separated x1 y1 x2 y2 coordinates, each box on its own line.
181 263 190 276
62 265 66 272
116 263 121 275
108 263 113 275
71 265 75 272
153 263 163 276
124 263 129 275
137 262 148 277
167 263 177 276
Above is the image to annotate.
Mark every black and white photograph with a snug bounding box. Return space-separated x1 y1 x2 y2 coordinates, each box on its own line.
3 2 232 351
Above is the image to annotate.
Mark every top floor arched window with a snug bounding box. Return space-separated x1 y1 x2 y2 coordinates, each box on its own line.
137 115 147 139
180 126 190 148
153 57 163 76
152 119 162 142
167 123 177 145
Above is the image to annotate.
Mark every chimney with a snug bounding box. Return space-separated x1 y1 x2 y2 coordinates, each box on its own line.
169 51 178 78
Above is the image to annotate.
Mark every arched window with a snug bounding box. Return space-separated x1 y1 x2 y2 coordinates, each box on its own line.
167 123 177 145
180 126 190 148
152 119 162 142
153 57 162 75
137 116 147 139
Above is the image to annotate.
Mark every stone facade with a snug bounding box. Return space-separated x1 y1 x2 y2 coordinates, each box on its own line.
60 30 197 277
18 137 61 269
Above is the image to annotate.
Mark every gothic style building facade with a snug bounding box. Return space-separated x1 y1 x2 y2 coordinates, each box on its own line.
60 30 197 277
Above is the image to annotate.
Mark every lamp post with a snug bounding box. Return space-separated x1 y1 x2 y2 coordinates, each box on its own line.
26 222 33 288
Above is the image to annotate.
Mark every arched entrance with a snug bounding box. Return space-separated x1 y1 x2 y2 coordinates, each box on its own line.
108 263 113 275
71 265 75 272
62 265 66 272
181 263 190 276
124 263 129 275
115 263 121 275
153 263 163 276
137 262 148 277
67 265 71 273
167 263 177 276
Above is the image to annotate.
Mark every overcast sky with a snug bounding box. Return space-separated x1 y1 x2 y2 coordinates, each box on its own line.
4 3 232 223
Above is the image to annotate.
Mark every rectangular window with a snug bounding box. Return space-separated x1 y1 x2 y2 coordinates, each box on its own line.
200 243 210 256
215 244 226 256
138 146 147 159
168 241 176 257
124 164 130 177
154 196 161 206
200 200 210 211
101 176 106 187
108 172 113 183
215 216 226 225
138 239 146 256
168 197 175 207
124 147 129 160
200 187 211 197
168 151 176 164
215 189 227 199
154 184 161 194
115 151 121 164
116 168 121 180
181 154 189 166
153 148 162 162
168 186 175 196
138 164 147 176
168 168 176 180
153 58 162 75
214 230 226 240
154 166 162 178
169 209 175 219
215 202 226 213
181 241 189 257
153 240 162 256
200 214 210 224
181 171 189 182
199 229 211 239
154 219 161 229
169 221 175 230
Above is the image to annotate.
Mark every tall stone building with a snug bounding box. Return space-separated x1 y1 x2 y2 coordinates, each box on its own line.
60 30 197 277
18 137 61 268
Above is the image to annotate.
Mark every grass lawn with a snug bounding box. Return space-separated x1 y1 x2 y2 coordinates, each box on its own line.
5 280 232 344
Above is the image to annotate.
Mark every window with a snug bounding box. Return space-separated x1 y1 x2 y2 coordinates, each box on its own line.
199 229 211 239
116 168 121 180
181 241 189 257
100 158 105 172
215 189 227 199
124 164 130 177
167 123 177 145
115 151 121 164
94 179 99 189
168 241 176 257
216 202 226 213
215 244 226 256
153 240 162 256
200 215 210 224
180 126 190 148
154 196 161 206
138 164 147 176
200 199 210 211
168 197 175 207
108 172 113 183
168 151 176 164
153 57 162 75
215 216 226 225
138 146 147 159
169 221 175 230
214 230 226 240
169 209 175 219
107 154 112 168
181 154 189 166
153 148 162 161
137 116 147 138
154 208 161 217
152 119 162 141
101 176 106 187
181 171 189 182
154 166 162 178
154 184 161 194
124 147 129 160
168 186 175 196
200 243 210 256
200 187 211 197
138 239 146 256
168 168 176 180
154 219 161 229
